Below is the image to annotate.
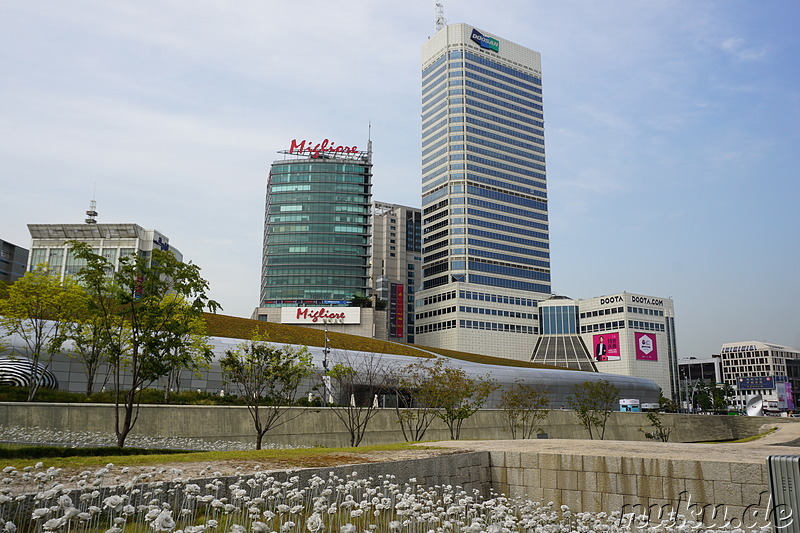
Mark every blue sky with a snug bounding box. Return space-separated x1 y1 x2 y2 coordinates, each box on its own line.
1 1 798 357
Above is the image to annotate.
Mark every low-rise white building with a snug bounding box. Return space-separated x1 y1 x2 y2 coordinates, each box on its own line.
719 341 800 412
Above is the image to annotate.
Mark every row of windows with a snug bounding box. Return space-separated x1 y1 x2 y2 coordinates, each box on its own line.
468 207 548 231
460 306 536 320
467 185 548 212
265 255 367 267
422 99 449 124
266 244 367 256
465 106 545 138
416 319 457 335
467 135 546 168
270 174 369 185
468 150 546 177
422 109 448 133
463 51 542 86
263 267 368 278
464 80 543 112
470 237 549 260
417 305 456 320
418 289 457 307
464 96 545 130
459 320 536 335
272 163 369 174
469 247 550 269
466 116 544 147
580 307 624 319
269 225 367 234
270 193 370 205
460 289 538 307
421 79 447 107
464 60 542 96
464 71 542 109
581 321 626 334
421 133 449 158
469 228 548 251
628 306 665 317
266 234 368 245
269 214 368 225
468 198 548 222
469 217 549 241
468 172 547 200
277 204 368 214
469 274 550 294
629 321 665 332
270 183 367 194
422 156 448 177
422 147 449 167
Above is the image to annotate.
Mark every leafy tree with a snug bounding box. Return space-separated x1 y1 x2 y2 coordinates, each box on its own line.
221 335 313 449
325 351 389 447
640 411 672 442
428 359 498 440
0 266 86 400
63 308 111 395
657 389 680 413
567 379 620 440
349 294 373 308
71 241 219 447
392 358 443 442
499 380 550 439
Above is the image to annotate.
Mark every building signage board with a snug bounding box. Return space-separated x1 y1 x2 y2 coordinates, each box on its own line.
737 376 777 390
593 332 621 361
390 283 405 338
281 307 361 325
470 29 499 52
635 332 658 361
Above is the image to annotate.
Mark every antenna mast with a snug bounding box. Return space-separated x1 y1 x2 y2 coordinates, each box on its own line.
435 2 447 32
85 199 98 224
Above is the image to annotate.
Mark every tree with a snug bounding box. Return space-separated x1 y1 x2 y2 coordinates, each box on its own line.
392 358 443 442
0 266 86 400
71 241 219 447
221 335 313 449
428 359 498 440
640 411 672 442
325 351 389 447
63 308 112 396
499 380 550 439
567 379 620 440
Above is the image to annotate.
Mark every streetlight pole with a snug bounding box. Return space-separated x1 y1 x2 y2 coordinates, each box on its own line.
322 324 330 406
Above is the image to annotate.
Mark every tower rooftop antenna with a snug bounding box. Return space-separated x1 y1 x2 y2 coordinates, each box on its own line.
435 2 447 32
85 199 98 224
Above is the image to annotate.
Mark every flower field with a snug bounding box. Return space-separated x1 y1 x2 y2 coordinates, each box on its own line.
0 461 770 533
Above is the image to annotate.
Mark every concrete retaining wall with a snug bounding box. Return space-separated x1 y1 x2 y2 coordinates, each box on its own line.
0 403 784 448
490 450 772 529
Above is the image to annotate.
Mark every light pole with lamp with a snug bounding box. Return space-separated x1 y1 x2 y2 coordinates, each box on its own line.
322 323 331 406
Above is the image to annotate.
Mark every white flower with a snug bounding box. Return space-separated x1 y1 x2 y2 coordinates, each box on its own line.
32 508 50 520
103 495 125 511
306 513 323 532
228 525 245 533
43 517 66 531
341 524 356 533
3 522 16 533
251 522 270 533
150 510 176 532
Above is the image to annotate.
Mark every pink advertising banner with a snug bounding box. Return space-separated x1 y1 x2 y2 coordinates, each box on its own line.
635 332 658 361
593 332 620 361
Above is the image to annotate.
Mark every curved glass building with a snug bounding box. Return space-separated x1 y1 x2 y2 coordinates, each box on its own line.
260 141 372 306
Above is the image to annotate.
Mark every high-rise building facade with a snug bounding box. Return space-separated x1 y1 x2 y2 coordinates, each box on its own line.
260 138 373 307
371 202 422 343
0 239 29 284
416 24 551 360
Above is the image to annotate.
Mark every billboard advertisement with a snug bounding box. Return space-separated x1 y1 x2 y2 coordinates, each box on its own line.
280 307 361 325
390 283 405 338
737 376 777 390
593 332 620 361
635 332 658 361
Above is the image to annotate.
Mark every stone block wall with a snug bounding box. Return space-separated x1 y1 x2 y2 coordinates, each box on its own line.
490 450 774 529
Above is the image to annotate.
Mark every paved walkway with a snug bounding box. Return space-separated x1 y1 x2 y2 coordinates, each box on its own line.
425 420 800 464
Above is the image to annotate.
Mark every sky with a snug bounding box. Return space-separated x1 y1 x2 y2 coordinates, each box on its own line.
1 0 798 358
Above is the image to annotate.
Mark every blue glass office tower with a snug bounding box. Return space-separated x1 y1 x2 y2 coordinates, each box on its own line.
415 24 551 360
